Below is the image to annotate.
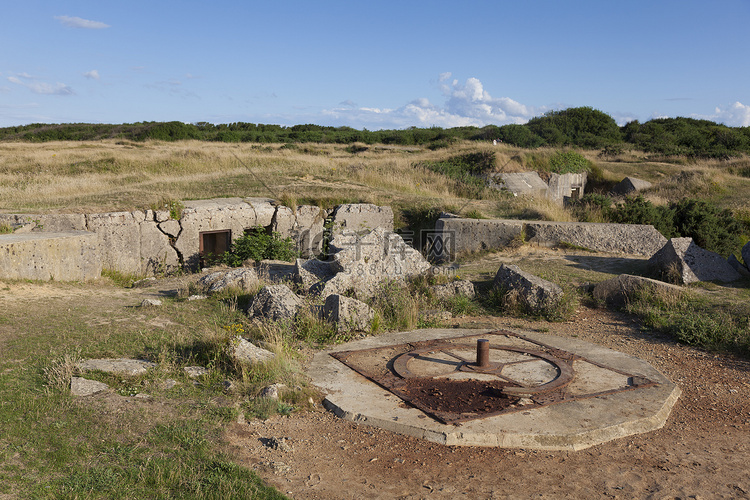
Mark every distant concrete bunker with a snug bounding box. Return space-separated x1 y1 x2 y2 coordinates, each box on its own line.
310 328 681 450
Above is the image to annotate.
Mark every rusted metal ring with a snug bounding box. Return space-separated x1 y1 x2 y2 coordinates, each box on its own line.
392 344 575 396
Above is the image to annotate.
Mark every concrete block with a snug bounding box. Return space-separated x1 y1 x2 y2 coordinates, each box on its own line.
648 237 741 284
0 231 101 281
331 203 393 234
526 221 667 256
434 218 524 260
86 211 142 273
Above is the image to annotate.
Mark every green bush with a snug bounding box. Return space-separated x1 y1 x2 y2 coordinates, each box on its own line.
221 227 298 266
670 198 743 257
606 195 676 237
604 196 744 257
547 151 592 174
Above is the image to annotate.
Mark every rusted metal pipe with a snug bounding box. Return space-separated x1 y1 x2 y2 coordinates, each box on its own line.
476 339 490 368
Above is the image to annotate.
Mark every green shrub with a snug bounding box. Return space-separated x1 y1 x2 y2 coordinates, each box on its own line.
605 196 744 257
0 223 13 234
670 198 743 257
420 151 497 199
221 227 298 266
547 151 592 174
606 195 676 238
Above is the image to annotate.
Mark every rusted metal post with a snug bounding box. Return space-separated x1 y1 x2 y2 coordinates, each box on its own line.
476 339 490 368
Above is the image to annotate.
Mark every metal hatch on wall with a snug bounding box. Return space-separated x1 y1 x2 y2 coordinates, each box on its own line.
199 229 231 266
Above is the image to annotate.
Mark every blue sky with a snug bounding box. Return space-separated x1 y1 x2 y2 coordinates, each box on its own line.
2 0 749 129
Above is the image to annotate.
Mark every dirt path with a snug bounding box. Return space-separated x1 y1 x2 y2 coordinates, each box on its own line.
226 307 750 499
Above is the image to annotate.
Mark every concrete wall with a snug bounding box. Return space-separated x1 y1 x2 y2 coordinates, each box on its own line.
0 231 101 281
486 172 587 203
434 217 667 260
0 197 331 279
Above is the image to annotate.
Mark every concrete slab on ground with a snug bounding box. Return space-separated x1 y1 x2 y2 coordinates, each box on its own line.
308 328 680 451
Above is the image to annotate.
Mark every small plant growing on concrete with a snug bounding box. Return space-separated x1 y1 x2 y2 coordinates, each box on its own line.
221 226 299 266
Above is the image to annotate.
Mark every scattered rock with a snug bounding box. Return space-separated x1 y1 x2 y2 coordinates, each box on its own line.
293 258 336 290
592 274 683 308
648 237 741 284
727 254 750 278
741 241 750 270
230 337 275 365
611 176 652 196
161 379 178 390
141 298 162 307
263 437 293 452
430 279 476 300
322 294 375 332
183 366 208 379
78 358 157 376
247 284 304 321
260 383 287 399
198 267 260 294
187 294 207 301
70 376 109 396
419 310 453 322
492 264 562 312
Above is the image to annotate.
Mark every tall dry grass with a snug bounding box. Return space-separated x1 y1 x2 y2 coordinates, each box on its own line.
0 140 473 213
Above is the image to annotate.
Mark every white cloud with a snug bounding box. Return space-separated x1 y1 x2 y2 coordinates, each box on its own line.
84 70 100 80
323 75 537 129
7 75 74 96
711 102 750 127
55 15 110 29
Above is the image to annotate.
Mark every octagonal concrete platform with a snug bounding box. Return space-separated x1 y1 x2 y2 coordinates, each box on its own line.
308 328 681 451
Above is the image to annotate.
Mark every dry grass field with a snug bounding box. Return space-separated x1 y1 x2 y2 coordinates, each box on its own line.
2 139 749 223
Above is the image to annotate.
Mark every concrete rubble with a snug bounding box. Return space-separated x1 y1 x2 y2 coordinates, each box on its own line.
648 237 741 284
198 267 260 294
323 294 375 332
230 337 276 365
247 284 304 321
493 264 563 313
429 279 476 300
611 176 653 196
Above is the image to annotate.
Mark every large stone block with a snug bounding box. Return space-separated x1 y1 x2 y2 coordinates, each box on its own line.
247 284 304 321
525 221 666 256
272 205 325 258
434 218 524 260
0 231 101 281
648 238 741 284
331 204 393 234
487 172 549 197
493 264 562 312
323 227 431 299
612 177 652 196
323 294 375 332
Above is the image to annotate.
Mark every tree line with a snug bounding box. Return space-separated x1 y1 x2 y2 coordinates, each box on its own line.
2 107 749 158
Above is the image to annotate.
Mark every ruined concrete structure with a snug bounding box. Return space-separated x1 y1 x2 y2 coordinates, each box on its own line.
0 197 336 280
486 171 587 203
433 217 667 260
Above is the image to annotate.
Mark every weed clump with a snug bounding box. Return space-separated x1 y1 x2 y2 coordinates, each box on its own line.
221 226 299 266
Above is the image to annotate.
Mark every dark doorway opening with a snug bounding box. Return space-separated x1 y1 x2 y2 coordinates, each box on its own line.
199 230 231 267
